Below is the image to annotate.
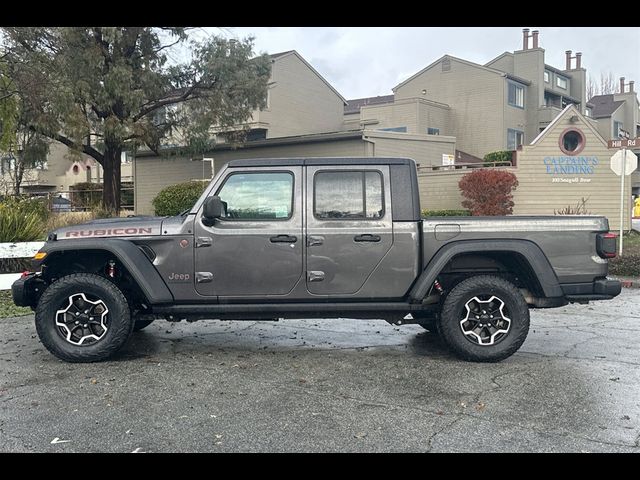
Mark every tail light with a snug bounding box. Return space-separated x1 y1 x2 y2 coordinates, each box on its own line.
596 233 618 258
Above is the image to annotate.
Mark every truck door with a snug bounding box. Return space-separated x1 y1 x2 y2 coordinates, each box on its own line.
194 166 303 297
305 165 393 296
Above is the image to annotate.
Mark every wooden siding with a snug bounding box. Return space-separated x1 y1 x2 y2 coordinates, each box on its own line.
394 57 505 158
258 53 345 138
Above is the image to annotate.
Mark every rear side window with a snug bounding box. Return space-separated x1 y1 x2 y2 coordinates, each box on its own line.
216 172 293 220
314 170 383 220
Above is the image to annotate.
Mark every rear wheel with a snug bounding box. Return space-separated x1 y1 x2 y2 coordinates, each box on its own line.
437 275 529 362
35 273 134 362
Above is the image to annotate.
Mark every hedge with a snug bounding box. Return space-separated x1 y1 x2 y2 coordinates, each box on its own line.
152 181 207 216
422 209 471 217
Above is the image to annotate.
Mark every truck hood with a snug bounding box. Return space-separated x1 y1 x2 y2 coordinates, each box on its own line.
51 216 164 240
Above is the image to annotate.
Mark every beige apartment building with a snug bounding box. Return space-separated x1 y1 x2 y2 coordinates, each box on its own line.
133 50 456 214
0 139 133 197
419 104 632 231
345 29 593 161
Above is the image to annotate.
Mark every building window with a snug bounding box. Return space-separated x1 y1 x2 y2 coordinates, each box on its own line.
216 172 294 220
544 70 550 83
379 126 407 133
614 121 624 138
556 76 568 89
559 128 585 155
314 170 383 220
427 127 440 135
507 129 524 150
508 82 525 108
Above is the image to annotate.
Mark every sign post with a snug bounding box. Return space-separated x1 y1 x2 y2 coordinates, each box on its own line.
609 136 639 256
619 147 626 256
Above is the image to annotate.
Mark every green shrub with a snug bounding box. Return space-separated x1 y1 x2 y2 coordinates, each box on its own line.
0 198 47 242
422 209 471 217
483 150 513 167
152 181 207 216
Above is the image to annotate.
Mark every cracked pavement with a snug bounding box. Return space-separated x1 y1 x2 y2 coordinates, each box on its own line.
1 289 639 452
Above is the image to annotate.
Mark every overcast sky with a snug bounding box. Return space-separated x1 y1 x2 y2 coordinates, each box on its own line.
216 27 640 100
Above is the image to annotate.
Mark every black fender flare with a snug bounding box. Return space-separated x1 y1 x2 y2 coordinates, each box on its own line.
408 239 563 302
36 239 174 304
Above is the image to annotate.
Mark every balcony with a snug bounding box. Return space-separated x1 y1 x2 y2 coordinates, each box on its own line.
538 105 563 126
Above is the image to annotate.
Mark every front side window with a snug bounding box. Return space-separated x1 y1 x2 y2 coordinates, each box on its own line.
507 129 524 150
216 171 293 220
556 76 568 89
508 82 525 108
314 170 383 220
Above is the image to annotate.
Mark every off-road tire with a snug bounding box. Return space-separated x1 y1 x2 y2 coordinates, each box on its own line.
35 273 133 363
437 275 529 362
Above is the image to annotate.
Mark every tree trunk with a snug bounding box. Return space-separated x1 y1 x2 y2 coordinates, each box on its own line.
12 157 24 196
102 144 122 214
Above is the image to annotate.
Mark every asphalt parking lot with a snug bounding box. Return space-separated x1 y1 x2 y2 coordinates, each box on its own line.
1 289 639 453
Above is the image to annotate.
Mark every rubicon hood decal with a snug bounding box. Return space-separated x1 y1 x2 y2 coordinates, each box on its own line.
54 217 163 239
64 227 155 238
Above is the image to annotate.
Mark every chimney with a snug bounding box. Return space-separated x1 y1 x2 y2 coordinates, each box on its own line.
630 81 635 93
523 28 530 50
620 77 626 93
575 52 582 69
565 50 572 70
532 30 539 49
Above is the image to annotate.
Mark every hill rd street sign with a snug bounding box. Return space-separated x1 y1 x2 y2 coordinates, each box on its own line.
608 138 639 148
610 149 638 176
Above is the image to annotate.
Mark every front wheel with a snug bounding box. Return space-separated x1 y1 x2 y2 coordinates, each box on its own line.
437 275 529 362
35 273 134 362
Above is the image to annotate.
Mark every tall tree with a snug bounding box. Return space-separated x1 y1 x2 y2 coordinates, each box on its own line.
1 64 49 195
0 28 271 212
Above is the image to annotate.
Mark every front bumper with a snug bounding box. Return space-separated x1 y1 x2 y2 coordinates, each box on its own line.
562 277 622 303
11 273 42 308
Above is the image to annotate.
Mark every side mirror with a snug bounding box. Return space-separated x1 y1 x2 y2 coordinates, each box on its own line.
203 196 224 225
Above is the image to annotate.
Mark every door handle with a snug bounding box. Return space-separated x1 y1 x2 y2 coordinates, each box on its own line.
354 234 381 242
270 235 297 243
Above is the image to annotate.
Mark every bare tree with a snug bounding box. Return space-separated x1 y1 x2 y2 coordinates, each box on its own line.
588 72 618 99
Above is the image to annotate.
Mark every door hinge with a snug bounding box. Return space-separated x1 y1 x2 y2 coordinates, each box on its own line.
307 271 325 282
195 272 213 283
307 235 324 246
196 237 212 248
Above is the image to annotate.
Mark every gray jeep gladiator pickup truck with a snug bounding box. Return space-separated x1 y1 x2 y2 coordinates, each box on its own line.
12 157 621 363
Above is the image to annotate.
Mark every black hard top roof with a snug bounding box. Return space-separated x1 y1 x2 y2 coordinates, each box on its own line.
226 157 414 168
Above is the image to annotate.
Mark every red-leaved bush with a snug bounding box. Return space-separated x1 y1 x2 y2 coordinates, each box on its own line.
458 169 519 216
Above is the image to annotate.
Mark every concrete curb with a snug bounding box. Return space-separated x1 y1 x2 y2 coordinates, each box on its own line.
610 276 640 289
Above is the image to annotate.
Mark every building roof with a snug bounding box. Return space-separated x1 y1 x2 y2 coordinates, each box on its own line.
344 95 395 114
269 50 295 59
393 54 530 92
530 104 607 147
588 94 625 119
268 50 347 105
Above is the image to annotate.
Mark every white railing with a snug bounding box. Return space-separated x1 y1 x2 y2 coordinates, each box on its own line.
0 242 45 290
